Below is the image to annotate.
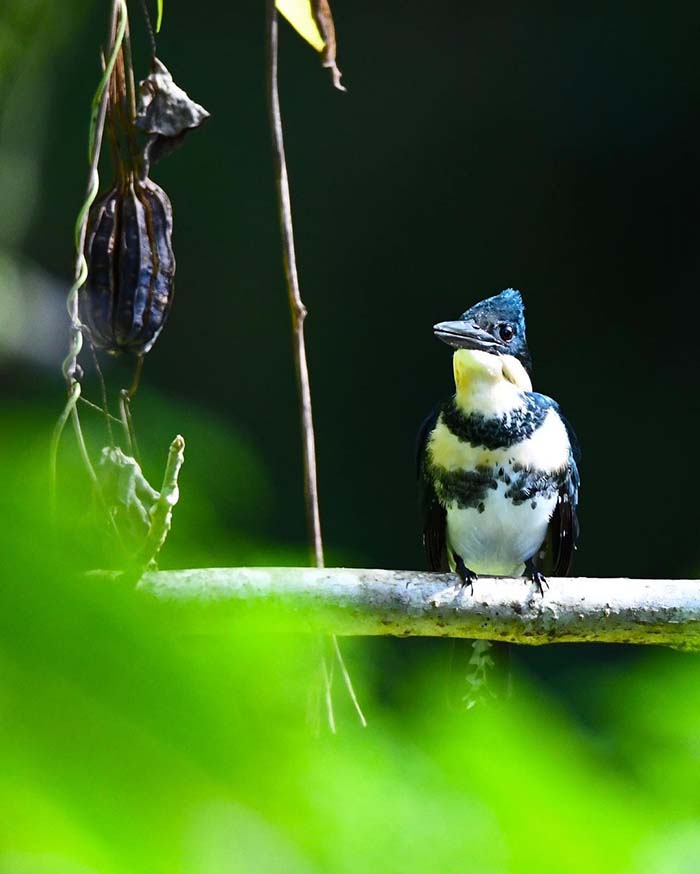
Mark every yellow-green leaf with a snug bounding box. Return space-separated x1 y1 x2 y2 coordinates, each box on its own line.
156 0 163 33
276 0 325 52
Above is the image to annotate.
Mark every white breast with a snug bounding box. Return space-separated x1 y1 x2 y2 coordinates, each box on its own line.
445 477 557 577
428 408 570 476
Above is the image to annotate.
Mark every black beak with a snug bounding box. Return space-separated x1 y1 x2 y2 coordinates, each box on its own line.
433 320 503 353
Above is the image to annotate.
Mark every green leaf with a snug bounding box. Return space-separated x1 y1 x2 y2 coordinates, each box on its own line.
156 0 163 33
276 0 325 52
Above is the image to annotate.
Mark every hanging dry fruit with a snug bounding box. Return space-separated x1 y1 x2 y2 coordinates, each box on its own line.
82 175 175 356
80 48 208 358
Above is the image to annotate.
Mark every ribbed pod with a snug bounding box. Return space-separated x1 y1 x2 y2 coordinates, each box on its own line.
81 177 175 356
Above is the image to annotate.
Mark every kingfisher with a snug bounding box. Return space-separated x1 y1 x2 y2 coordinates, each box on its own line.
418 289 580 593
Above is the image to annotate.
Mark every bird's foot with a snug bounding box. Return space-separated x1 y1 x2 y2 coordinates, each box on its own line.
524 559 548 597
453 553 478 595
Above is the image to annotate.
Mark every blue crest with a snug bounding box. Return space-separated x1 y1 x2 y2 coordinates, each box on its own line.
461 288 525 328
460 289 530 373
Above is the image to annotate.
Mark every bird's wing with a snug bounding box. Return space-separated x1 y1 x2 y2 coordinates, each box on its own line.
543 411 580 576
416 406 449 572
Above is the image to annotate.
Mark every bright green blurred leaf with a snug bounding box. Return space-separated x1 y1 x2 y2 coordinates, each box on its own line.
276 0 324 52
2 412 700 873
156 0 163 32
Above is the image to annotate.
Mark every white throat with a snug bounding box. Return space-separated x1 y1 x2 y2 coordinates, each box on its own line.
452 349 532 416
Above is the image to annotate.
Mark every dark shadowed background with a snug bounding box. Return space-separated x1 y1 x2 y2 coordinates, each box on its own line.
4 0 700 690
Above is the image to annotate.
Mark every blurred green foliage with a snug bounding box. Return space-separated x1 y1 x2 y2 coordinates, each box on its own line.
1 416 700 873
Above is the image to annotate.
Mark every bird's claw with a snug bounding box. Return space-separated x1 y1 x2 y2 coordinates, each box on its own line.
528 569 549 597
453 553 478 595
523 558 548 597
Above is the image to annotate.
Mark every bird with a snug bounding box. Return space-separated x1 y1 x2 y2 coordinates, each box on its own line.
418 288 580 594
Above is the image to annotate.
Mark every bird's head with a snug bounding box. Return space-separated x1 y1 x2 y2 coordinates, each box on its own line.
433 289 532 385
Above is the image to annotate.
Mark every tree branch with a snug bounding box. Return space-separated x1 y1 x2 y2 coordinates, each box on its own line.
130 568 700 650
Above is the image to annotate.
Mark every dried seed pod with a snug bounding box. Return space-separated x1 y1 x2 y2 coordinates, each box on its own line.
81 176 175 356
135 59 210 168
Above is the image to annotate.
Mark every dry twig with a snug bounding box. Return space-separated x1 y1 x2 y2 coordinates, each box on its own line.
266 1 365 728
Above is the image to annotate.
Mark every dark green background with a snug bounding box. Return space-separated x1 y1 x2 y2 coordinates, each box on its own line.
10 0 699 578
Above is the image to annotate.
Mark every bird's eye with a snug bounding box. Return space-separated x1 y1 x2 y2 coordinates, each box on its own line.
499 324 515 342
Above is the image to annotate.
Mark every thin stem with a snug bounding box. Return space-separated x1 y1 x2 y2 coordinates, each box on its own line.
119 390 140 461
71 405 123 541
122 15 138 119
49 381 82 515
79 396 122 425
139 0 158 59
50 392 121 551
52 0 127 503
266 1 366 730
63 0 125 386
321 649 336 734
114 35 142 178
128 355 145 397
71 406 99 486
90 342 114 445
266 0 324 568
332 636 367 727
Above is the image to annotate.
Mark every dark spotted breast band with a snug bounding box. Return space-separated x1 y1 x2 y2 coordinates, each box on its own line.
441 393 553 450
430 462 566 512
